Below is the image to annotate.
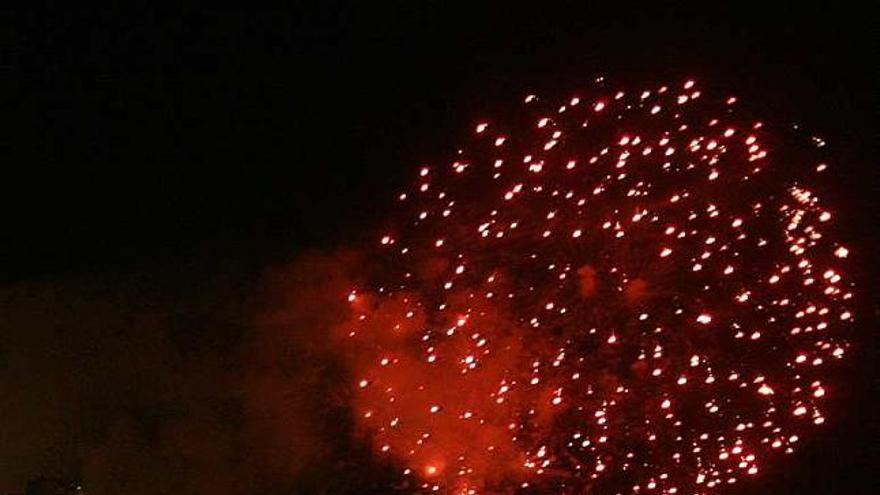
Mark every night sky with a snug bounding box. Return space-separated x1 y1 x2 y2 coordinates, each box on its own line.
4 3 878 494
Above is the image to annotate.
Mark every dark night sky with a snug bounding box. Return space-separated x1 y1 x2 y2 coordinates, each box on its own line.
3 3 878 494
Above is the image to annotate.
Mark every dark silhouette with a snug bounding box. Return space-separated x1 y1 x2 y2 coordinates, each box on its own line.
25 478 81 495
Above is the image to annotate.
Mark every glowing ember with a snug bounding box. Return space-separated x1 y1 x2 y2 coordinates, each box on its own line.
343 77 854 494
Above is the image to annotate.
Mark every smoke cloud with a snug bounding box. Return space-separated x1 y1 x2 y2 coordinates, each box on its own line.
0 252 392 494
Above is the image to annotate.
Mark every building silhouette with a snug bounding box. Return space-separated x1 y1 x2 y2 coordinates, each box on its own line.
24 478 81 495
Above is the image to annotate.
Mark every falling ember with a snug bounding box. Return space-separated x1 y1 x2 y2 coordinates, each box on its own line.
342 78 855 494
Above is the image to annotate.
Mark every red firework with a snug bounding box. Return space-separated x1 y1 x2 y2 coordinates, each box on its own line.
340 77 854 494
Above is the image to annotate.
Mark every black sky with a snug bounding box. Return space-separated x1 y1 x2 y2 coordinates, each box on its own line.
3 3 878 494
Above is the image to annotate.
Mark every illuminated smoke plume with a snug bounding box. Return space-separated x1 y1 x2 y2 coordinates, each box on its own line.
341 78 855 494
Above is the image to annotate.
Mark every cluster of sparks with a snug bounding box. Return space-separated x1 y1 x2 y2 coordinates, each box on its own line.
341 78 854 494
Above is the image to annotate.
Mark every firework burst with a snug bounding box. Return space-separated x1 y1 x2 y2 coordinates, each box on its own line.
341 77 854 494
